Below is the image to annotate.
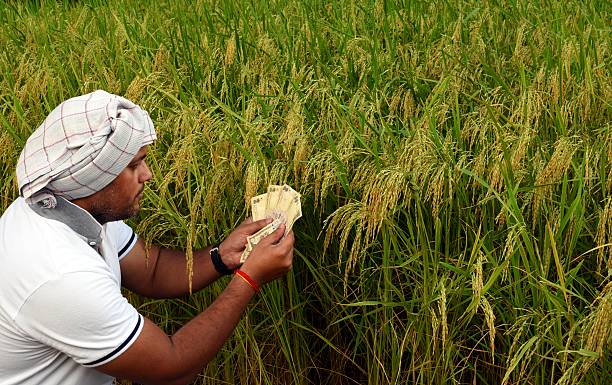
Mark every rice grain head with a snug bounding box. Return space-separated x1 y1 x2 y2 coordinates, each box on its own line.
388 87 403 119
125 76 148 101
562 321 577 371
244 160 263 206
186 188 205 294
308 150 339 209
561 41 576 89
398 89 414 124
269 162 289 187
0 132 18 208
511 23 531 66
583 282 612 358
487 147 504 195
279 102 307 179
502 225 521 281
294 136 311 186
507 318 527 365
164 131 197 190
353 162 413 244
439 281 448 357
510 127 533 182
533 137 577 220
152 45 168 73
15 58 50 106
607 128 612 194
550 71 560 105
224 33 236 67
430 307 439 354
472 150 487 189
578 282 612 378
559 362 584 385
480 296 496 360
472 252 484 300
204 162 237 223
322 201 369 289
429 168 446 220
595 197 612 273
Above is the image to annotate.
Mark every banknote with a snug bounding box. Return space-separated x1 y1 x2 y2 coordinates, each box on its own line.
247 219 281 246
265 185 283 220
240 219 281 263
284 194 302 233
250 193 268 222
242 184 302 263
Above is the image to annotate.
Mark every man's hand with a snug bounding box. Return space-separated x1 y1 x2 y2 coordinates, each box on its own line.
218 218 271 270
239 225 294 286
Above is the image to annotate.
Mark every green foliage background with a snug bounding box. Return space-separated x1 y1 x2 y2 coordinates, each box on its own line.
1 0 611 383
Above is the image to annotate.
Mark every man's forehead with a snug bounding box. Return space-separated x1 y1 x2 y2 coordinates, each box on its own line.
133 146 148 159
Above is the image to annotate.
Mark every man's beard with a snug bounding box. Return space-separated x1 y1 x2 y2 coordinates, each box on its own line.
90 200 140 224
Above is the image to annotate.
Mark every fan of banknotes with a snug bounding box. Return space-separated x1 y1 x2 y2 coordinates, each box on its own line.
240 184 302 263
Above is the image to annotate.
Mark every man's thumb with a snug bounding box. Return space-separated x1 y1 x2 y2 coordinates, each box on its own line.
265 224 286 245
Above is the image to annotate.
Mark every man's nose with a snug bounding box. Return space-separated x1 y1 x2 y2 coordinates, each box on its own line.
140 162 152 182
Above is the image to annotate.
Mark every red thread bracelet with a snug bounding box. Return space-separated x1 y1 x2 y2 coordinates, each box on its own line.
235 270 260 293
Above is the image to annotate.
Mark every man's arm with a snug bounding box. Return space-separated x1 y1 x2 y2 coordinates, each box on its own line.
99 226 294 385
120 218 270 298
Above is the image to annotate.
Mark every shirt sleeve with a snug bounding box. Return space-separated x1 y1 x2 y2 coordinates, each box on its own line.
105 221 138 260
14 271 144 367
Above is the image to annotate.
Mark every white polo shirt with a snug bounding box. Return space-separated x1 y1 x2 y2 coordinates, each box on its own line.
0 197 143 385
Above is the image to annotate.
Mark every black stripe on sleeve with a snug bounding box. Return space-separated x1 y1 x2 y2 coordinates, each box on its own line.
118 231 136 258
83 314 143 367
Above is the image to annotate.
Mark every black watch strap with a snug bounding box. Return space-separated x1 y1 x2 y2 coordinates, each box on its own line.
210 245 233 275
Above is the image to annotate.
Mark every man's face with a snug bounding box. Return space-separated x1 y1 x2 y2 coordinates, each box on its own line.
88 146 152 223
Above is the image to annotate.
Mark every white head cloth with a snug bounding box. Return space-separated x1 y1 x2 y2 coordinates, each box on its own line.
16 90 157 208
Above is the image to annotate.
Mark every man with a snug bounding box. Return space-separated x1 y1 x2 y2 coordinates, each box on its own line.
0 90 295 385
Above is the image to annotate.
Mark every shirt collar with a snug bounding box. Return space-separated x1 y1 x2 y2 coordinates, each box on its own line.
28 196 103 249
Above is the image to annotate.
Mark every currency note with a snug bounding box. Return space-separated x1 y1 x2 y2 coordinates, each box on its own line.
239 248 250 263
265 185 283 219
284 195 302 233
278 185 300 212
250 193 268 221
241 219 281 262
250 219 280 244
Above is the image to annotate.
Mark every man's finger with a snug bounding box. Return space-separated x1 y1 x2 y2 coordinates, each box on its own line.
261 224 285 245
242 218 272 234
277 230 295 251
283 230 295 244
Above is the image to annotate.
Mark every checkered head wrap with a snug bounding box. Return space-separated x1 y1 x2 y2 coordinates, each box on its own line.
16 90 157 208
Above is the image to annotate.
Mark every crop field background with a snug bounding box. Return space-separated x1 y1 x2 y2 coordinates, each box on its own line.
1 0 611 384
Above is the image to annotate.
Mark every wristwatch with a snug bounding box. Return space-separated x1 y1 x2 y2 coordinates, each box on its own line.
210 245 234 275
